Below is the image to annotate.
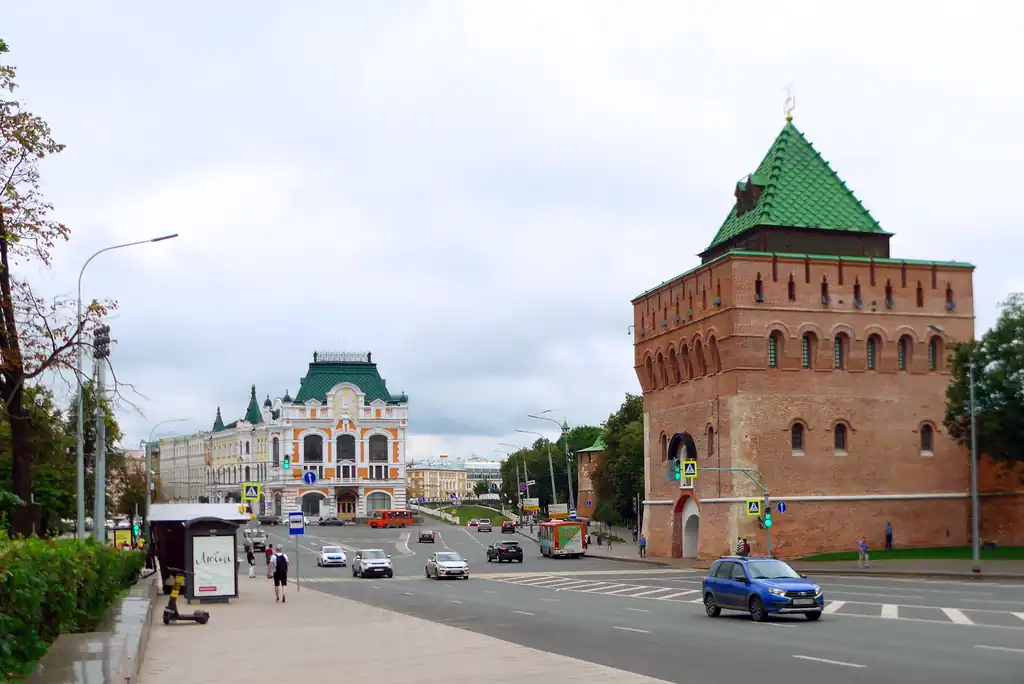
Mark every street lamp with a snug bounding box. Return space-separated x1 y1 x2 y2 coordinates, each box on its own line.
529 410 576 511
516 429 558 505
928 323 980 574
75 233 179 540
145 418 189 522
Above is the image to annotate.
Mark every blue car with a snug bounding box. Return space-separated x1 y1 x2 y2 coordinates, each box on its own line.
702 556 824 622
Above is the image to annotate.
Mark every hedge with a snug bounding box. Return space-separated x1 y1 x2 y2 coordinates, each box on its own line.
0 536 145 680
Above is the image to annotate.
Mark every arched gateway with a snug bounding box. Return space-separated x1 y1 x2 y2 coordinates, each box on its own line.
667 432 699 559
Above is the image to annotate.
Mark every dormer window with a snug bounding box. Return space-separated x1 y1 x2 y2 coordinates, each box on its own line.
734 175 766 217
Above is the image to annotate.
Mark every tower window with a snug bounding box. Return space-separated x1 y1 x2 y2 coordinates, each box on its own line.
768 333 781 369
834 424 848 452
921 424 934 453
801 334 815 369
833 335 846 370
791 423 805 452
928 337 941 371
787 275 796 301
916 283 924 307
755 274 764 302
821 276 830 304
946 283 955 311
898 335 911 371
867 335 879 370
853 280 862 305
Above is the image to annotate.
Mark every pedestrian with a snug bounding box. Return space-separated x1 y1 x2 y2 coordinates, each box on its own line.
858 537 870 568
264 543 274 578
735 536 744 556
271 543 289 602
632 527 638 543
246 544 256 578
743 538 750 557
884 521 893 550
638 534 647 558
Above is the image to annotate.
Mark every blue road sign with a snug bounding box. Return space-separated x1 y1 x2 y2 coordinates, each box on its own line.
288 512 305 536
585 500 592 508
776 501 787 514
519 483 528 493
491 483 499 491
450 493 457 500
568 508 577 520
302 471 317 485
418 497 425 504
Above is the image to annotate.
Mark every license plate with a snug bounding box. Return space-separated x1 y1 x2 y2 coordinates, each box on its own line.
793 598 814 606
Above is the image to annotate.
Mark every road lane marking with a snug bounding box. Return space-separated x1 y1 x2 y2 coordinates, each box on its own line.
942 607 974 625
823 601 845 614
828 590 926 600
589 584 636 594
974 644 1024 654
529 578 582 587
513 610 535 616
540 597 559 602
552 580 600 590
460 528 488 547
623 607 650 613
449 600 463 604
627 587 677 598
660 590 700 600
613 626 651 634
402 592 413 596
880 604 899 618
792 655 865 669
1014 612 1024 622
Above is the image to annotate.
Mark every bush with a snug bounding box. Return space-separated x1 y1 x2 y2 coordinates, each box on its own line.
0 536 144 680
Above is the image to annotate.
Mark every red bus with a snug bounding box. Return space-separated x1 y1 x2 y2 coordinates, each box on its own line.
369 509 414 528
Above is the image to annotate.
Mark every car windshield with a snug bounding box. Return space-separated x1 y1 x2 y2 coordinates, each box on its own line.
322 547 342 554
746 560 802 580
437 553 462 562
500 542 520 547
362 550 387 559
422 530 434 535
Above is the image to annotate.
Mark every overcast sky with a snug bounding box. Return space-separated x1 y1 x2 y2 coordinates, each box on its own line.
5 1 1021 460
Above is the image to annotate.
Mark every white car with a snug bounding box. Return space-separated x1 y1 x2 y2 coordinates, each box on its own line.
304 515 312 526
352 549 393 578
425 551 470 580
317 545 347 567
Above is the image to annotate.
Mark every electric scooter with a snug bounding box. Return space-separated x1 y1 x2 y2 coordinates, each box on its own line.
162 567 211 625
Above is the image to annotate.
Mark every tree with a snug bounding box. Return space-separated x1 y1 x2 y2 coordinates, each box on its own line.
63 381 126 517
472 480 490 497
944 293 1024 476
0 40 113 535
496 424 604 511
592 394 644 522
111 458 147 520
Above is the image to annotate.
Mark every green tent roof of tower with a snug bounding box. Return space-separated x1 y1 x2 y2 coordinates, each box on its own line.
577 435 606 453
244 385 263 424
293 356 407 405
705 121 889 252
212 407 226 432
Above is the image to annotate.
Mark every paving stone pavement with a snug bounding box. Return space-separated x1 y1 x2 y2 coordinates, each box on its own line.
139 576 672 683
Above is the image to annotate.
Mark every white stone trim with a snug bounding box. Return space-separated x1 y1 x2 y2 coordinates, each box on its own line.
643 500 675 506
700 492 967 503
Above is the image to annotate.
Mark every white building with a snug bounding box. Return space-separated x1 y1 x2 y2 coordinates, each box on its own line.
463 459 503 491
156 351 410 520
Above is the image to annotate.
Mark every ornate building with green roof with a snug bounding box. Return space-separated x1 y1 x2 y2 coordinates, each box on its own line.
630 113 976 561
157 351 410 521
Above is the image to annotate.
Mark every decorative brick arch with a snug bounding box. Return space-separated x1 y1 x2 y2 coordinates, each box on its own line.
892 325 922 343
863 324 891 343
830 322 857 340
763 320 793 340
689 331 705 347
671 493 700 559
795 322 827 339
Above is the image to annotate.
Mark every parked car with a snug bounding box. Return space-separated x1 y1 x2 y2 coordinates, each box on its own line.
477 520 492 532
425 551 469 580
701 556 824 622
318 517 345 526
486 540 524 563
419 530 436 543
317 545 347 567
243 527 268 552
258 515 279 526
352 549 393 578
501 521 516 533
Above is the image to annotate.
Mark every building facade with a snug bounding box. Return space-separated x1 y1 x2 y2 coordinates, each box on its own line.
156 351 410 521
575 436 605 520
634 115 984 559
407 461 467 501
463 459 502 492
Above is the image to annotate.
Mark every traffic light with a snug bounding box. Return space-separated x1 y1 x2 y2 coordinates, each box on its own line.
132 523 140 536
764 502 773 528
674 460 681 480
93 325 111 359
282 456 290 470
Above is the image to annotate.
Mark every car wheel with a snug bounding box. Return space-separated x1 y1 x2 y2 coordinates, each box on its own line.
703 593 721 617
386 571 393 578
749 596 766 622
517 558 523 563
805 611 822 621
425 567 430 578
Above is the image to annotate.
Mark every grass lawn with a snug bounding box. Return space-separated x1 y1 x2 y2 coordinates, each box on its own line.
801 546 1024 562
448 505 509 525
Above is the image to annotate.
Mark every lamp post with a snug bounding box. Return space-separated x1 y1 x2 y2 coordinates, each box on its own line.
75 233 179 540
516 429 557 505
529 411 576 511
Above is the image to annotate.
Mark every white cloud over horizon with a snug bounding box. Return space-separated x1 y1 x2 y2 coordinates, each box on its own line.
3 1 1020 460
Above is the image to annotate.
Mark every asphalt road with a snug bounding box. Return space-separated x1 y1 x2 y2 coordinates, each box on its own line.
252 522 1024 684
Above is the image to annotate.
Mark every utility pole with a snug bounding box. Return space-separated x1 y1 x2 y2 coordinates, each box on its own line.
560 419 575 511
969 360 981 574
92 324 111 542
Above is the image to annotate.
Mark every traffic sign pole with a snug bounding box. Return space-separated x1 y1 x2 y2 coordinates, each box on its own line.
694 467 773 557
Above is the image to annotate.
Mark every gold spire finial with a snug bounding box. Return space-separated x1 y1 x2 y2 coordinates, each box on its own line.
783 87 796 122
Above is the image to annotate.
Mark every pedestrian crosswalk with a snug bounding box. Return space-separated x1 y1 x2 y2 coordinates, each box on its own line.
479 573 1024 630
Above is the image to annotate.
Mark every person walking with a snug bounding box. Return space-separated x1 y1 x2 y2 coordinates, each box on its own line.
884 521 893 550
735 536 744 556
246 544 256 578
638 534 647 558
264 544 274 578
271 544 289 602
858 537 870 568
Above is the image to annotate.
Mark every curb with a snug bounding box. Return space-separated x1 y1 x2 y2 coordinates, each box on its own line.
515 531 669 566
682 565 1024 581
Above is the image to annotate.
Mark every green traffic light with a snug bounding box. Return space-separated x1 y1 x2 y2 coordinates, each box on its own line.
674 466 681 480
765 514 773 528
282 458 290 470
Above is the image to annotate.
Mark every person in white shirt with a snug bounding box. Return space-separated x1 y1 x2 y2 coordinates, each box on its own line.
270 544 290 603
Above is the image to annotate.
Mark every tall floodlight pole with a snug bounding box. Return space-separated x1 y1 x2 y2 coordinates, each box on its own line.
74 233 179 540
528 411 576 511
516 429 557 505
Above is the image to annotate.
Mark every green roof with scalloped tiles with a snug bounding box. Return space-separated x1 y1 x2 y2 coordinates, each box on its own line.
293 359 407 405
705 121 889 252
577 436 606 453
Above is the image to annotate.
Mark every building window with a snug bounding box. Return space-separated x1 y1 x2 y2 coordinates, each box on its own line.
337 434 356 461
694 340 706 376
645 356 655 389
272 438 279 467
801 333 815 369
787 274 796 301
709 337 722 374
707 426 715 457
791 423 805 453
755 274 764 302
660 433 668 461
245 442 250 455
303 435 324 463
921 424 934 453
669 348 681 383
657 353 667 386
898 335 912 371
853 280 862 306
369 464 389 480
867 335 879 370
339 462 355 479
946 283 955 310
833 334 846 370
834 424 847 452
916 283 924 307
885 279 894 306
928 337 941 371
821 276 830 303
369 435 388 463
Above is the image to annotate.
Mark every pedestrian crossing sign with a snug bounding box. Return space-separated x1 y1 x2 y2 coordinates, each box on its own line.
682 461 698 478
242 483 262 502
746 499 761 516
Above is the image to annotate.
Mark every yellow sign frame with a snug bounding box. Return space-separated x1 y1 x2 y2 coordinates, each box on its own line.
242 482 262 502
682 460 698 478
745 499 761 516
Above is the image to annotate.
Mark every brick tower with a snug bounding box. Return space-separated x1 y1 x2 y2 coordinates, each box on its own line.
632 113 975 559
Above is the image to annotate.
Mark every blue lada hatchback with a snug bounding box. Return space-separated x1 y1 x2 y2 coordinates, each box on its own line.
702 556 824 622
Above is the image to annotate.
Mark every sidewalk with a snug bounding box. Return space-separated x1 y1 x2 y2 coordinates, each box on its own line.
139 577 671 683
516 527 668 566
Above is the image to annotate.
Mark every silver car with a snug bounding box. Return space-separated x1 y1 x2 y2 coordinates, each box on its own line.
352 549 393 578
426 551 470 580
477 520 492 532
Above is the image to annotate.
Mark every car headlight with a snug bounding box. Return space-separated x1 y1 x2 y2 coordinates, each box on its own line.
767 587 786 597
813 585 822 595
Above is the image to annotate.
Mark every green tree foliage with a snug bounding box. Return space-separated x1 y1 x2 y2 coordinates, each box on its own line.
472 480 491 497
497 424 602 509
591 394 644 522
63 381 126 517
944 293 1024 475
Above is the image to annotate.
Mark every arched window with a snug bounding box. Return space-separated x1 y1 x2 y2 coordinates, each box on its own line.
833 334 847 370
768 333 782 368
791 423 805 452
657 352 667 386
366 492 392 512
368 435 388 463
898 335 912 371
245 465 251 481
834 424 848 452
272 437 280 467
707 426 715 457
946 283 955 310
885 279 894 305
669 348 681 383
821 276 830 303
644 356 655 389
928 337 941 371
694 340 706 376
336 434 356 461
245 441 250 455
681 345 693 379
801 333 816 369
853 280 862 306
867 335 880 370
660 433 668 461
921 424 934 453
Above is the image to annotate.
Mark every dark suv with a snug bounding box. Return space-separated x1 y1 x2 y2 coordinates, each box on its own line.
501 521 516 534
486 540 524 563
